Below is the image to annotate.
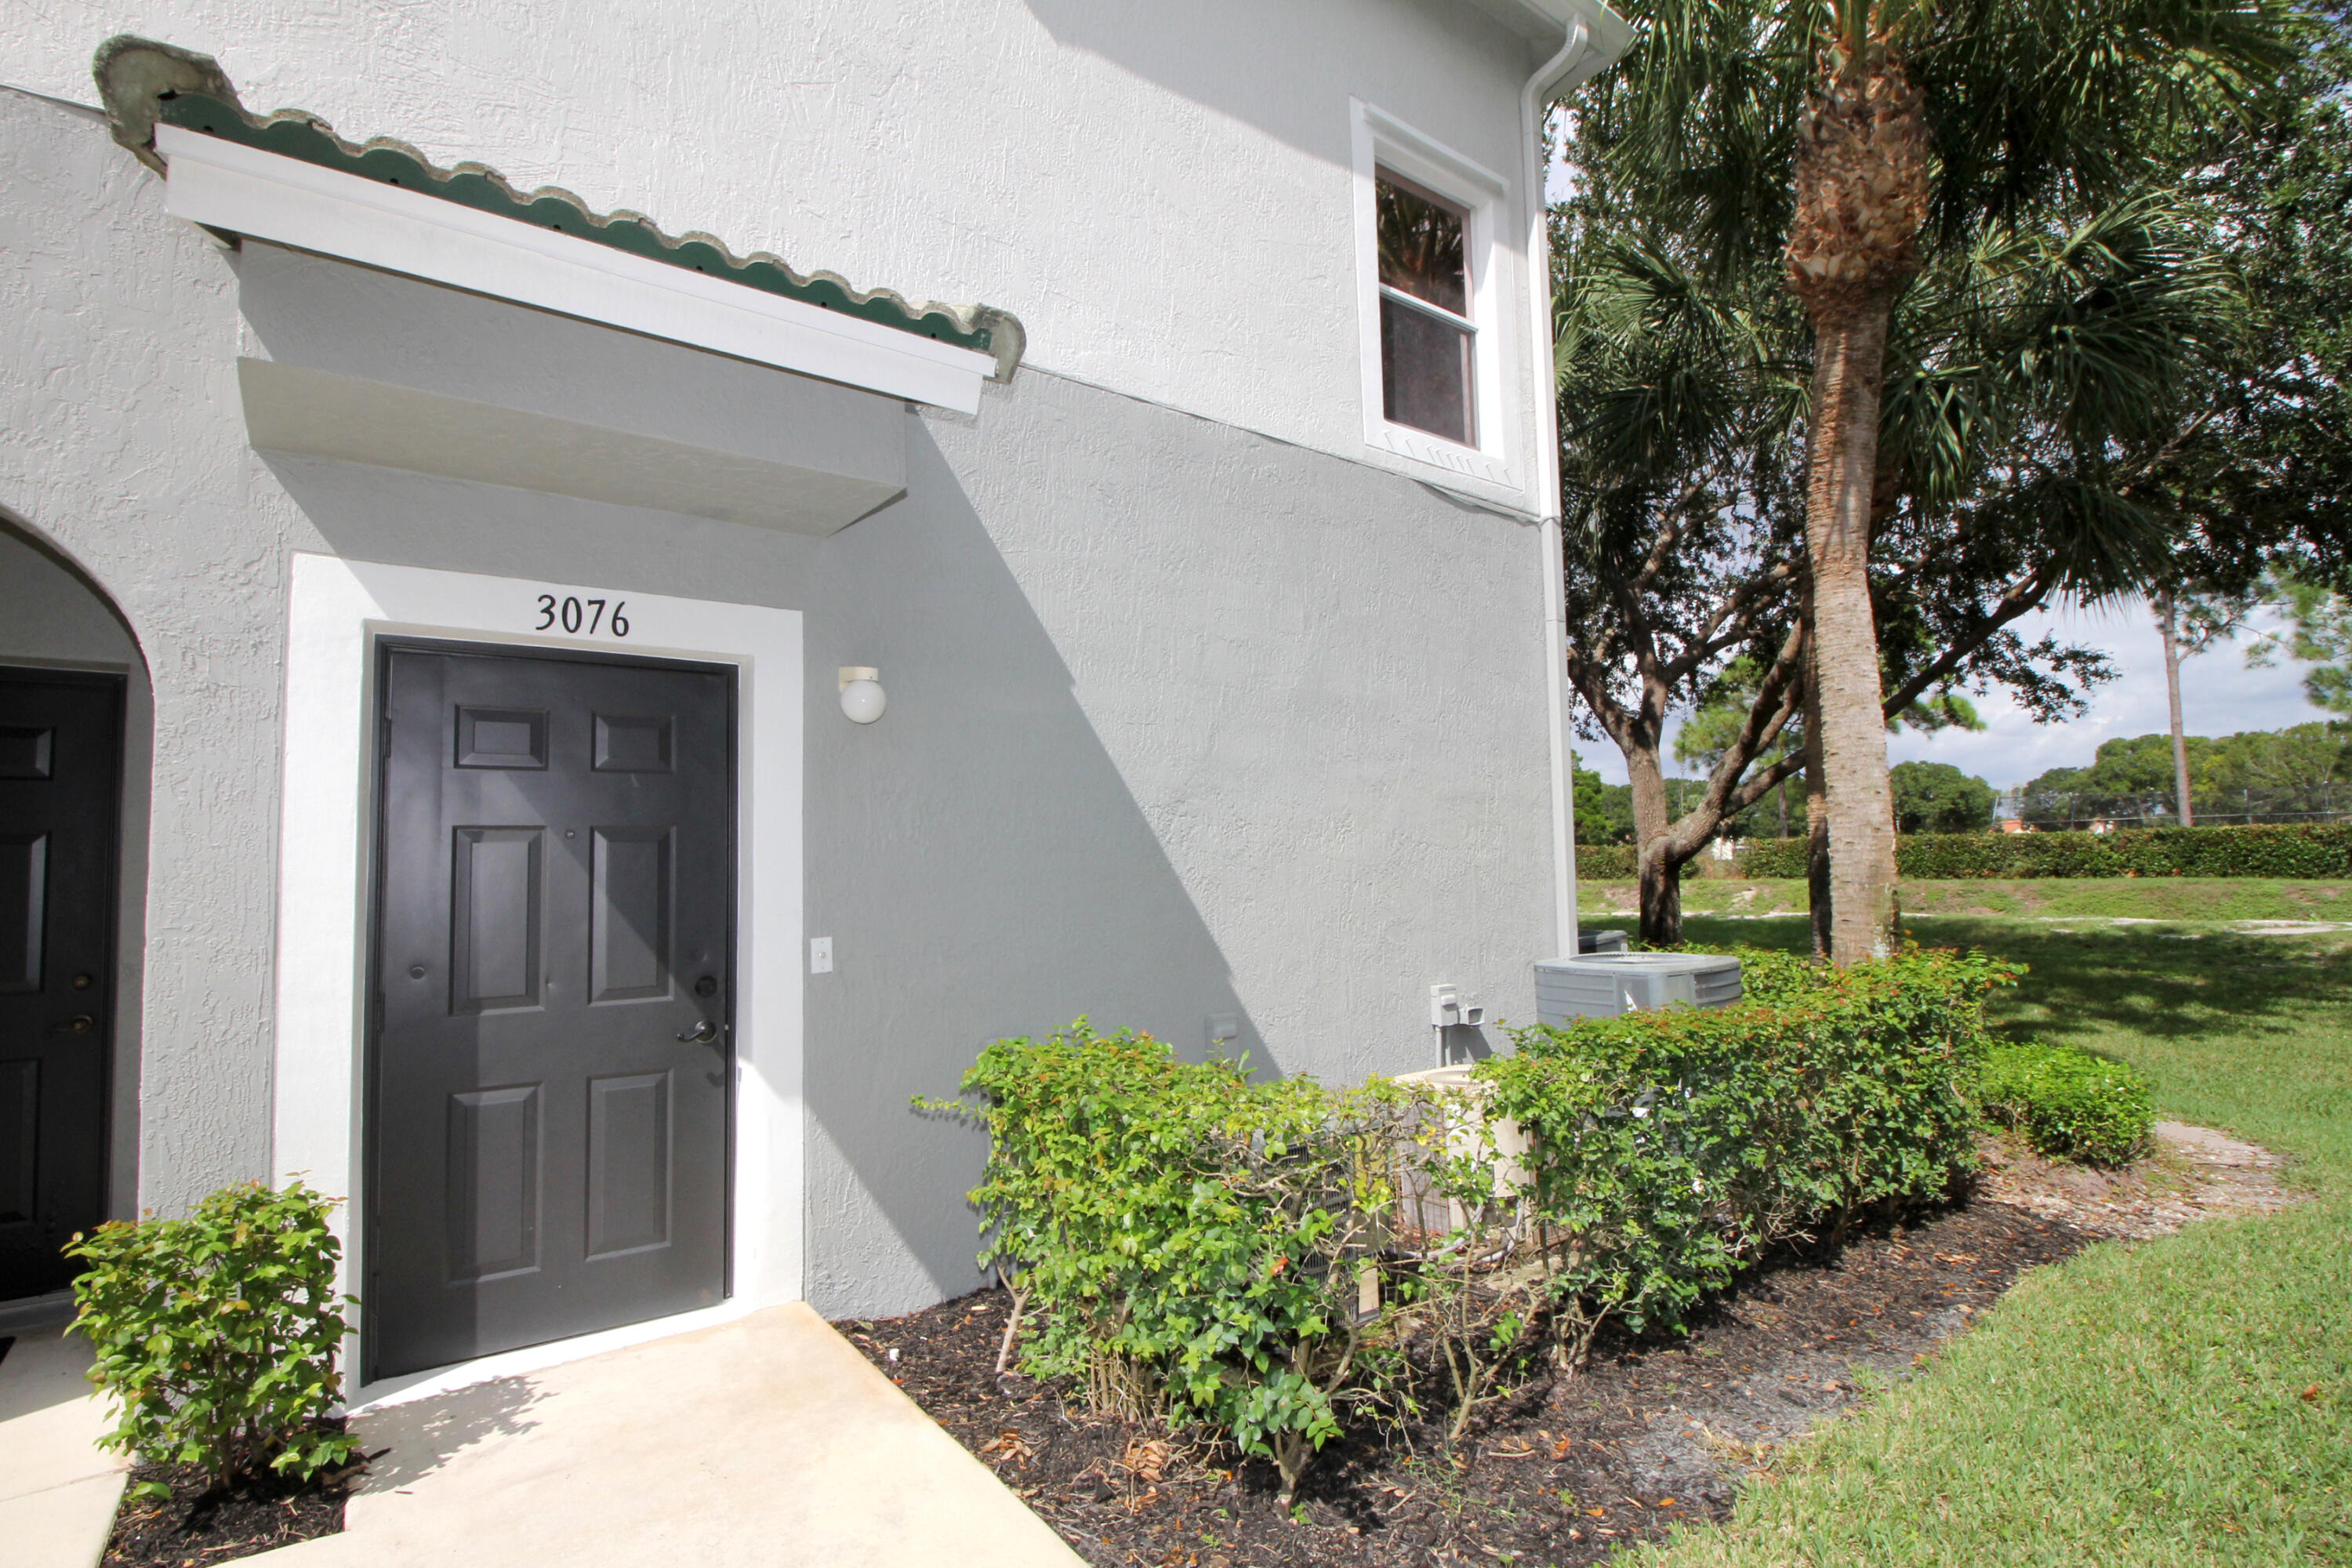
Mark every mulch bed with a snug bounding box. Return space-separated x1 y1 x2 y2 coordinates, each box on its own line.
843 1200 2087 1567
102 1425 353 1568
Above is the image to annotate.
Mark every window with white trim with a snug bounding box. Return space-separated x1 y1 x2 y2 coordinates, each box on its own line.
1376 171 1476 445
1351 101 1513 490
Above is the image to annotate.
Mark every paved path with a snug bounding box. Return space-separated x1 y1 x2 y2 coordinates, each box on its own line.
260 1303 1083 1566
0 1327 129 1568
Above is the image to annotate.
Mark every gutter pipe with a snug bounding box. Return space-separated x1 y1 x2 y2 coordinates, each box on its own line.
1521 16 1601 960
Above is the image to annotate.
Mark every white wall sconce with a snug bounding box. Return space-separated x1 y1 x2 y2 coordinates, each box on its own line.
838 666 887 724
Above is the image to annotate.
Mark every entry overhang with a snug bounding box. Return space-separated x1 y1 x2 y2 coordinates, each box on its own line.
238 358 908 536
158 124 1000 416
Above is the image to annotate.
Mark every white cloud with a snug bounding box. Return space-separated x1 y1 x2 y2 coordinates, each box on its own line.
1575 598 2331 788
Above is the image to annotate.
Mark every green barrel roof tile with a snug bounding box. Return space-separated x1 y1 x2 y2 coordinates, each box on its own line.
93 34 1025 381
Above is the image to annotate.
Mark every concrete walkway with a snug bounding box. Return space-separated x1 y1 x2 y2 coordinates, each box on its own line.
0 1327 129 1568
260 1303 1082 1566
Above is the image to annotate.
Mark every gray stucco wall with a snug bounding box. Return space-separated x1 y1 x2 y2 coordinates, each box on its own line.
0 524 152 1222
2 84 1553 1319
5 0 1555 514
2 87 285 1218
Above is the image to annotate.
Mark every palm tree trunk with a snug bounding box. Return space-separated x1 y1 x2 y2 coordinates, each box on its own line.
1804 307 1903 962
2158 590 2195 827
1784 34 1927 966
1802 585 1832 959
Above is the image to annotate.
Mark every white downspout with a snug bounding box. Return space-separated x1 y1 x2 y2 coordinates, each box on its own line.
1523 18 1597 960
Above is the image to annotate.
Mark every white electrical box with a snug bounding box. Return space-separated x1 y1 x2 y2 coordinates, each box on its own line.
1427 984 1485 1029
809 936 833 975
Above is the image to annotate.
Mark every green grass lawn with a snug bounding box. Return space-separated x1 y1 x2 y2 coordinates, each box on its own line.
1607 910 2352 1567
1579 876 2352 924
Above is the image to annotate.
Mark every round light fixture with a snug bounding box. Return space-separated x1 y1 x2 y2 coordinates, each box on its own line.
838 666 886 724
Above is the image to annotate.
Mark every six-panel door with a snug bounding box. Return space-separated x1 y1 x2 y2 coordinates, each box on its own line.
0 670 120 1303
370 644 733 1379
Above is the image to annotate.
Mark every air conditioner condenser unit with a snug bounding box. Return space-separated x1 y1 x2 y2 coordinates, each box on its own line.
1533 953 1743 1024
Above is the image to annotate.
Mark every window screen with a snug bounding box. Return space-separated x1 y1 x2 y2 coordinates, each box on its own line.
1376 171 1475 445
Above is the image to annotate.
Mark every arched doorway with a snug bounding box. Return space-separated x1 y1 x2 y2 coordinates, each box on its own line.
0 514 151 1316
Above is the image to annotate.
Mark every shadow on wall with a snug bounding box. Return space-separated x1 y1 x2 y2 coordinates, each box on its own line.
800 413 1265 1316
233 267 1265 1319
1023 0 1530 168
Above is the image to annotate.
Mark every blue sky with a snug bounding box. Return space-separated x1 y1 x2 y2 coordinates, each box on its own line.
1576 599 2334 789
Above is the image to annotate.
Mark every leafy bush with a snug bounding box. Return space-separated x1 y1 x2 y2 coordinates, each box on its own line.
1734 822 2352 880
1483 947 2007 1345
1575 844 1702 880
933 954 2009 1493
1980 1040 2156 1164
69 1181 359 1494
927 1025 1414 1501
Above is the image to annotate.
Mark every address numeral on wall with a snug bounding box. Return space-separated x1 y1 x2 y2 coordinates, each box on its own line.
533 594 631 638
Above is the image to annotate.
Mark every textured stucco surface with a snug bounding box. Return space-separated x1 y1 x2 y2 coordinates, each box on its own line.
1 86 289 1214
2 0 1552 513
2 62 1554 1319
0 526 153 1221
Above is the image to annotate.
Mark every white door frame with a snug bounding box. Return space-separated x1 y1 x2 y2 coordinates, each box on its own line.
271 553 804 1406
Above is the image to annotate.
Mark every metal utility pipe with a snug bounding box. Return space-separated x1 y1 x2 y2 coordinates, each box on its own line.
1521 16 1597 960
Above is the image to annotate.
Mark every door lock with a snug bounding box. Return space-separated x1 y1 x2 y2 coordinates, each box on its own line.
48 1014 96 1036
676 1018 722 1045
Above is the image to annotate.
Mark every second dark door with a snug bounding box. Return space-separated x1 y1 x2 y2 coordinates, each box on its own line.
0 670 122 1302
370 643 734 1379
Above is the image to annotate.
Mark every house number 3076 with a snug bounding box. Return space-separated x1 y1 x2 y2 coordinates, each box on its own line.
534 593 630 637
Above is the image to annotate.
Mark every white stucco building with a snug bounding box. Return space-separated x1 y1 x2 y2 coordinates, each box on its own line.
0 0 1623 1394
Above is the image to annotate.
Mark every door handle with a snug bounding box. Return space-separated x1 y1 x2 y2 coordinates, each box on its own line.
47 1014 97 1036
676 1018 723 1045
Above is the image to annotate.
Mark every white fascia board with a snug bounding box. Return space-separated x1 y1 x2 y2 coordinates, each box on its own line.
156 123 997 415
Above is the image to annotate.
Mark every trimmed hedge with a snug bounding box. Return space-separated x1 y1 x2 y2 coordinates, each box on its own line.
1980 1040 2156 1164
932 949 2009 1489
1575 844 1701 880
931 1024 1419 1497
1729 822 2352 880
1486 947 2006 1337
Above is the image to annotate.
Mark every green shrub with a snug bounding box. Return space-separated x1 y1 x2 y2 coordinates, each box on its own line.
928 1024 1414 1501
933 954 2009 1490
1733 838 1809 878
1484 946 2008 1342
68 1180 360 1494
1576 844 1702 880
1733 822 2352 880
1980 1040 2156 1164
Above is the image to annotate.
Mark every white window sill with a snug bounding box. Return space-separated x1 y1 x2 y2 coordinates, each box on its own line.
1367 421 1517 492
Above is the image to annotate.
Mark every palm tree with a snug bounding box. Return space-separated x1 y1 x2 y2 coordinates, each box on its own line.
1558 71 2256 946
1593 0 2292 962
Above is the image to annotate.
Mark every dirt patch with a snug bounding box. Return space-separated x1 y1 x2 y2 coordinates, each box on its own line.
101 1428 352 1568
1977 1120 2305 1240
844 1202 2085 1567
